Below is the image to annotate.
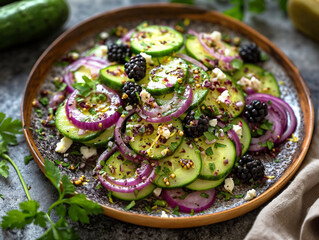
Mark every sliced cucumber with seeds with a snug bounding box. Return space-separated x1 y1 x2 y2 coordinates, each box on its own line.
195 135 236 180
201 74 245 120
86 45 108 58
186 176 225 191
185 34 239 71
230 117 251 156
111 183 156 201
125 113 184 160
130 25 184 57
82 124 115 148
155 63 209 109
99 65 130 91
232 63 280 97
139 57 188 96
153 138 201 188
55 102 102 142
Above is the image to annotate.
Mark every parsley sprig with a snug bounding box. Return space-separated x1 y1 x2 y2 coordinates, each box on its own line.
0 113 103 239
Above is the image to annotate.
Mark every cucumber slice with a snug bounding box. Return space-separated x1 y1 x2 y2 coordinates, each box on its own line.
55 102 102 142
73 65 96 84
201 74 245 119
99 65 130 91
153 138 201 188
230 117 251 156
195 135 236 180
139 57 188 96
186 176 225 191
111 183 156 201
155 63 209 109
232 63 280 97
130 24 184 57
185 34 239 71
86 45 108 58
125 113 184 160
82 124 115 148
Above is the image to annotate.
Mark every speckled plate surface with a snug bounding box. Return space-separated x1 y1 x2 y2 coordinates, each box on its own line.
21 4 314 228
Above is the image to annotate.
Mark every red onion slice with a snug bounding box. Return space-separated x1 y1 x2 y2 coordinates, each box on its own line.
227 129 242 157
66 84 121 131
121 28 135 43
63 56 110 93
162 188 216 213
49 91 66 108
114 109 148 163
175 53 208 71
139 85 193 123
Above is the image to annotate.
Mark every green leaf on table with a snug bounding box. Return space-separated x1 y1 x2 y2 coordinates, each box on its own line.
0 141 8 155
248 0 266 13
0 160 9 178
68 204 90 224
24 155 33 165
0 193 3 200
61 174 75 196
44 158 61 190
1 200 47 229
0 113 23 146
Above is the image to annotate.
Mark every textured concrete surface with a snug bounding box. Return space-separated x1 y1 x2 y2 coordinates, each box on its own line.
0 0 318 239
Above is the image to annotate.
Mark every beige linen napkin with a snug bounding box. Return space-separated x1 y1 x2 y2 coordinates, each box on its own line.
245 119 319 240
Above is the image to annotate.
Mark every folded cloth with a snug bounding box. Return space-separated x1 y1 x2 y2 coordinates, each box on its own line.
245 118 319 240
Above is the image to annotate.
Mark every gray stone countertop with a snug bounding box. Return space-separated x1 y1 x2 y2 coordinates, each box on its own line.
0 0 318 239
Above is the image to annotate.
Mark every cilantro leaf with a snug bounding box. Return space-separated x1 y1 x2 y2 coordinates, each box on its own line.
223 0 245 21
24 155 33 165
0 113 23 146
0 160 9 178
248 0 266 13
124 200 136 211
194 108 202 120
44 158 61 190
65 194 103 217
61 174 76 196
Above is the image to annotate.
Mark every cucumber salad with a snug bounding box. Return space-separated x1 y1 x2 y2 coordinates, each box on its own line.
33 21 297 215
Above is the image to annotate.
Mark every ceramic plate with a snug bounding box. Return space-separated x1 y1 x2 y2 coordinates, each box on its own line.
22 4 314 228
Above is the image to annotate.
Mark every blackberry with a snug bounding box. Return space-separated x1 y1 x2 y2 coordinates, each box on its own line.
125 54 147 81
122 81 142 106
183 111 209 138
239 43 261 63
244 100 268 123
107 43 131 64
236 154 265 181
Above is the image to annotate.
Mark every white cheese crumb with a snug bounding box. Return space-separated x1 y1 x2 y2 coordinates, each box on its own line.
224 178 235 193
153 187 162 197
140 89 151 104
212 68 226 80
157 126 171 139
232 124 243 138
55 137 73 154
161 149 169 157
237 76 261 92
94 45 108 57
217 90 231 105
161 211 172 218
224 48 231 56
140 52 153 64
210 31 222 41
244 189 257 201
108 141 113 148
209 119 218 127
80 146 97 159
125 105 133 111
99 32 109 40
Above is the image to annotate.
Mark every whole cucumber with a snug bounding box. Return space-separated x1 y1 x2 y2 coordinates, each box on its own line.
0 0 69 50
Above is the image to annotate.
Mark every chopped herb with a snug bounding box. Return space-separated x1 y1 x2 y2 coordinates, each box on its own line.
217 191 231 200
223 124 233 132
190 209 195 215
194 108 202 120
172 206 180 216
89 108 97 115
35 109 43 117
70 151 82 156
39 97 49 106
24 155 33 165
261 51 269 61
205 147 214 156
230 59 243 70
234 194 244 198
180 192 189 200
260 119 273 131
145 206 152 213
267 100 272 105
274 159 280 163
153 200 167 207
214 143 227 149
260 140 274 150
134 189 139 196
0 193 4 200
204 131 215 142
200 192 209 198
124 201 136 211
209 162 215 171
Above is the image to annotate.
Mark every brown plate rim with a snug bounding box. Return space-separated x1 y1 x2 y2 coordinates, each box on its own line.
21 3 314 228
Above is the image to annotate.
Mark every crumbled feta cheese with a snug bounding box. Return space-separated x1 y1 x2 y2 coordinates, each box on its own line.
94 45 108 57
140 89 151 103
217 90 231 105
161 148 169 157
237 76 262 92
244 189 257 201
99 32 109 40
55 137 73 153
212 68 226 80
161 211 169 218
157 126 171 139
224 178 235 193
80 146 97 159
125 105 133 111
210 31 222 41
209 119 218 127
108 141 114 148
140 52 153 64
224 48 231 56
232 124 243 138
153 187 162 197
